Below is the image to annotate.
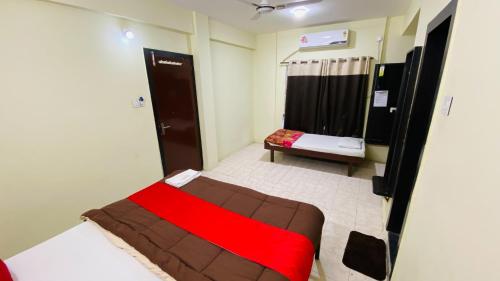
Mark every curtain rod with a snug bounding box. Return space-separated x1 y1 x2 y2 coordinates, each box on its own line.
280 57 374 66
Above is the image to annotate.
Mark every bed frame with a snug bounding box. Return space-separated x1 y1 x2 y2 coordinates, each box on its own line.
264 141 364 177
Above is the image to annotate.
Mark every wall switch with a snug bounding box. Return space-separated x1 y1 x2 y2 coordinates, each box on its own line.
132 96 145 108
441 96 453 116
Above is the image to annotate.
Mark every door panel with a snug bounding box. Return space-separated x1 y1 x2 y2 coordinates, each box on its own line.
386 47 423 195
365 63 405 145
144 49 203 175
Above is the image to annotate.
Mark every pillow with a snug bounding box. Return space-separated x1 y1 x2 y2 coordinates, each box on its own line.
0 259 13 281
338 137 363 150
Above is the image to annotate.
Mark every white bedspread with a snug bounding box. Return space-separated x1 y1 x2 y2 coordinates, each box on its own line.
5 222 163 281
292 134 365 158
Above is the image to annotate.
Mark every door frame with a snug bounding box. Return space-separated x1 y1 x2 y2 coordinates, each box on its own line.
388 0 458 233
143 48 204 176
386 0 458 274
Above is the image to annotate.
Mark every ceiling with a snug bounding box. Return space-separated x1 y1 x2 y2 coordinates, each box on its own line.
168 0 412 33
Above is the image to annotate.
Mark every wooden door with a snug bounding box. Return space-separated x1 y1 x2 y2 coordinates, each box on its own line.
144 49 203 175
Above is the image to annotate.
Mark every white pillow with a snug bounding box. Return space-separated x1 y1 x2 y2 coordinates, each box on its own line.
338 138 363 150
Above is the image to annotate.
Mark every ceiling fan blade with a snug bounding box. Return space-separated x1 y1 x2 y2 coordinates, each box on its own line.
237 0 260 7
250 12 261 20
275 0 322 10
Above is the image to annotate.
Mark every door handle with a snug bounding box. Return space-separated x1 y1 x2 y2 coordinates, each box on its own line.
160 122 171 135
390 107 397 113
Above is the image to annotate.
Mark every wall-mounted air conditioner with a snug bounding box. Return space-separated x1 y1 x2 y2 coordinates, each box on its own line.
299 29 349 49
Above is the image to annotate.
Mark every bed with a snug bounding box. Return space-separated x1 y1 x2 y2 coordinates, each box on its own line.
264 129 365 177
5 222 164 281
5 174 325 281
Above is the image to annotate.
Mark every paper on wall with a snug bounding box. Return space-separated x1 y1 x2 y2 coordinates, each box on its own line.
374 90 389 107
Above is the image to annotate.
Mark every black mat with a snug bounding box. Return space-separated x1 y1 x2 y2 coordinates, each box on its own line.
342 231 387 280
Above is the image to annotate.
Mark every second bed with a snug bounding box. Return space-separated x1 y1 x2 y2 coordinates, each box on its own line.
264 129 365 177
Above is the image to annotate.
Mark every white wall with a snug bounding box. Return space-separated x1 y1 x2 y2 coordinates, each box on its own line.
403 0 421 35
383 16 417 63
209 19 256 50
253 33 278 142
392 0 500 280
0 1 257 259
0 0 191 258
47 0 194 34
253 17 415 163
210 40 254 159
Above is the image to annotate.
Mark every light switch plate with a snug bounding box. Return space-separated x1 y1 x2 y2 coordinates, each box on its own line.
441 96 453 116
132 96 145 108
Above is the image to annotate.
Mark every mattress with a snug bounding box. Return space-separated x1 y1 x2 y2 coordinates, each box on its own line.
83 176 325 281
292 134 365 158
5 222 163 281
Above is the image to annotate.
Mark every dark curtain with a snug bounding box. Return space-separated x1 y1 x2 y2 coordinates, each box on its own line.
321 75 369 137
284 57 370 137
283 76 322 133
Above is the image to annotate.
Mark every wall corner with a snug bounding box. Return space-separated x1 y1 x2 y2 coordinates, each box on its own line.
190 12 219 170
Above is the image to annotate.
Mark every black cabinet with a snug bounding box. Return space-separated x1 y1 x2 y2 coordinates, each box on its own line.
365 63 405 145
372 49 423 198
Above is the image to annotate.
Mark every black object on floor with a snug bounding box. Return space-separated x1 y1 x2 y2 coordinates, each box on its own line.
342 231 387 280
372 176 392 197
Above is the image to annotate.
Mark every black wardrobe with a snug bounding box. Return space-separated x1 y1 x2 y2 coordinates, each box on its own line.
372 48 423 197
365 63 405 145
379 46 423 275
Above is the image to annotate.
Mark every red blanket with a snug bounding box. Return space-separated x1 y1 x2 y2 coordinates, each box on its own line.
129 182 315 281
265 129 304 148
0 259 13 281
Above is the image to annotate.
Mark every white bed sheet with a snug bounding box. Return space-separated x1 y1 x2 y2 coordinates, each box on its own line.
5 222 162 281
291 134 365 158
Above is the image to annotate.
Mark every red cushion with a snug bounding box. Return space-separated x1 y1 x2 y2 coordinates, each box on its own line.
0 259 13 281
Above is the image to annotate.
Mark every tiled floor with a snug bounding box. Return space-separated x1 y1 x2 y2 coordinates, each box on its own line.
203 143 387 281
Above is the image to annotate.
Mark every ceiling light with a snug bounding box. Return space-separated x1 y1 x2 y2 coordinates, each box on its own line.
123 29 135 40
291 6 309 18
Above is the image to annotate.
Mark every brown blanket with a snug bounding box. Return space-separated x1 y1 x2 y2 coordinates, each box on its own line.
83 176 324 281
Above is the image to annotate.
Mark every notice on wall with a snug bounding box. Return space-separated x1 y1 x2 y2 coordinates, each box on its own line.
374 90 389 107
378 66 385 77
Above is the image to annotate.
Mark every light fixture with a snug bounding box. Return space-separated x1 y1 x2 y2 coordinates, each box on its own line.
123 29 135 40
291 6 309 18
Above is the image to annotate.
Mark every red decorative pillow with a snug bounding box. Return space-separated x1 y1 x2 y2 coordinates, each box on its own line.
0 259 13 281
